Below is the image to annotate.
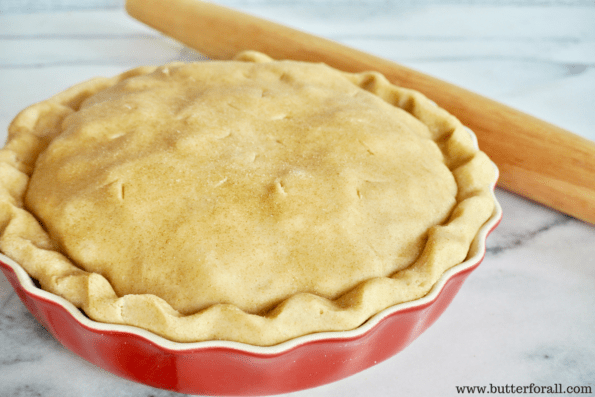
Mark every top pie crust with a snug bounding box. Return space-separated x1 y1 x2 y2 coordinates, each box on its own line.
0 51 496 346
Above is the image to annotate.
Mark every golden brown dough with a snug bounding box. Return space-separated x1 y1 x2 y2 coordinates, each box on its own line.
0 51 497 345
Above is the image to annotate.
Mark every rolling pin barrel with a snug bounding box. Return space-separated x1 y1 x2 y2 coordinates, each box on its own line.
126 0 595 224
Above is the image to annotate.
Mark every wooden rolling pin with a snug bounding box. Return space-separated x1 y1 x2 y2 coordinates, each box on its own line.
126 0 595 225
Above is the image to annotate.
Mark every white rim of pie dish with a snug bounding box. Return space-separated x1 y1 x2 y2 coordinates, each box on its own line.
0 126 502 356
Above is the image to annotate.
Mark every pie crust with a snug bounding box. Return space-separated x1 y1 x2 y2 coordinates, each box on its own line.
0 51 496 346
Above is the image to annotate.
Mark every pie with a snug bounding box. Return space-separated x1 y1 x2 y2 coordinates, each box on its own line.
0 51 497 346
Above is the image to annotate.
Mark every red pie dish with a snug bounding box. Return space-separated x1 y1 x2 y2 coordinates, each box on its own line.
0 193 500 396
0 55 501 395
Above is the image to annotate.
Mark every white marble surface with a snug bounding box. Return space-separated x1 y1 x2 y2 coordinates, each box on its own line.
1 2 594 396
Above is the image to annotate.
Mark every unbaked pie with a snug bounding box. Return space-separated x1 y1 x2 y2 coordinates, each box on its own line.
0 51 496 346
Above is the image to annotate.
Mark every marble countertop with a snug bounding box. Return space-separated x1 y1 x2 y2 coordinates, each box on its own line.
1 1 594 396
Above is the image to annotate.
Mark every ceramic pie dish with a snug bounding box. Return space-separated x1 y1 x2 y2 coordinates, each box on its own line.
0 52 502 395
0 197 500 396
